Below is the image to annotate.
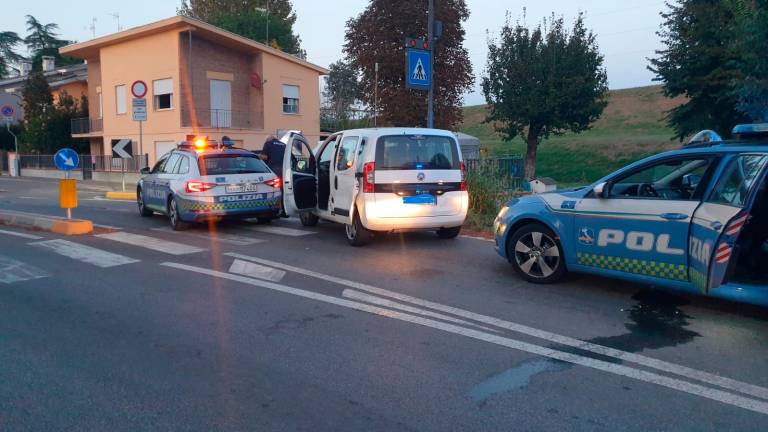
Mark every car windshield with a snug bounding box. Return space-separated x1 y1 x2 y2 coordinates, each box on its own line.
198 154 271 175
375 135 459 170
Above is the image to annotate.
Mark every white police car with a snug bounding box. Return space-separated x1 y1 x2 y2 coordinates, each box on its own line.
494 124 768 307
137 138 282 230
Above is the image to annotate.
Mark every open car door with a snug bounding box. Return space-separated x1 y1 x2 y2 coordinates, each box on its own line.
282 133 318 216
689 154 768 293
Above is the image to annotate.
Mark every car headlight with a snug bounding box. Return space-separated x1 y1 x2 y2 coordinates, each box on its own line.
496 206 510 221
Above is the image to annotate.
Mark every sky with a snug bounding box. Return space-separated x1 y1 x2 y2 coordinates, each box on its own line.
3 0 671 106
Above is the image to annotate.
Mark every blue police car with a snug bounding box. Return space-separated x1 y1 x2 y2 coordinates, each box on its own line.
137 138 282 230
494 124 768 307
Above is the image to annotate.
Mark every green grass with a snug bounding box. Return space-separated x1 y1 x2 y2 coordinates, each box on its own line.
460 85 684 184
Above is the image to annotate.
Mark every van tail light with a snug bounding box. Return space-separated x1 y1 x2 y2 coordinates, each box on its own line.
363 162 375 193
265 177 282 189
460 161 467 191
185 180 217 193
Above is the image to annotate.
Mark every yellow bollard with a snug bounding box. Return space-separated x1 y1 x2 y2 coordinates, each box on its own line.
59 179 77 219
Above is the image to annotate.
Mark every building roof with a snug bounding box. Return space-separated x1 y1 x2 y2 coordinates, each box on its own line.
60 15 329 75
534 177 557 185
0 63 87 91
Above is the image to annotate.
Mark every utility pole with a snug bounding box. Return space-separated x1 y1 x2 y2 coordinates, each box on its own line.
427 0 435 128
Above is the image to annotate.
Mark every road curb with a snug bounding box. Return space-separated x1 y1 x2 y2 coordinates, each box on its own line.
105 191 136 200
0 210 93 236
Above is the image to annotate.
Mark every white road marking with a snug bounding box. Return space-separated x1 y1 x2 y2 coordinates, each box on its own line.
152 227 266 246
0 229 43 240
31 239 140 268
96 232 204 255
459 235 495 243
229 259 286 282
245 225 315 237
161 261 768 416
93 224 123 230
224 252 768 402
0 255 48 284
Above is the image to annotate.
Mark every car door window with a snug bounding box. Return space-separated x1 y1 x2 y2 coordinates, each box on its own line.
608 157 715 200
708 155 768 207
336 136 359 172
162 154 181 174
151 156 168 174
290 139 315 175
176 156 190 175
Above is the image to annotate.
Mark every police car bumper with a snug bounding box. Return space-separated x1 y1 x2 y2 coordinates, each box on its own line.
176 193 281 221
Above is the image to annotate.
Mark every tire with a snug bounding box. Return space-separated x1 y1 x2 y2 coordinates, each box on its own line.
507 223 566 284
168 196 189 231
137 188 153 217
299 211 319 227
345 211 372 247
437 226 461 239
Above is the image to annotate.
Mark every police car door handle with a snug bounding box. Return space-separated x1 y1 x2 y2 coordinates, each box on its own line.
660 213 689 221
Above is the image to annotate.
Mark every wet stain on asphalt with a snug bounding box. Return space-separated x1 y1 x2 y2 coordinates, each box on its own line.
469 289 701 404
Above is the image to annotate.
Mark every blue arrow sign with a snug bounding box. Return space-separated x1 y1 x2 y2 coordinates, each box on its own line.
54 148 79 171
406 48 432 91
1 105 14 118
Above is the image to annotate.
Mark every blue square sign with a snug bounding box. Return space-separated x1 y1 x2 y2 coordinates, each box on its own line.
406 48 431 91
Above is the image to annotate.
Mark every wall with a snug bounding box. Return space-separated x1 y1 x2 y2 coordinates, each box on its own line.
20 168 84 180
87 60 102 125
52 81 88 103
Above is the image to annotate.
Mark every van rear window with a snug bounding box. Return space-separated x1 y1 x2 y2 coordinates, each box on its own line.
375 135 459 170
198 154 271 175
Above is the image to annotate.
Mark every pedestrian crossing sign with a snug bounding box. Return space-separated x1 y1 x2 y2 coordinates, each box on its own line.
406 48 431 91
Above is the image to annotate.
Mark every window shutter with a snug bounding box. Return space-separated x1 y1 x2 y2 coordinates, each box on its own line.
282 85 299 99
153 79 173 95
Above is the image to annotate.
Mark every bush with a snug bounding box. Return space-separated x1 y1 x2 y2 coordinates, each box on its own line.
465 163 515 231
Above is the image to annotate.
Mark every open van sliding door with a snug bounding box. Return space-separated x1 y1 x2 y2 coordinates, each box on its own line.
282 134 318 216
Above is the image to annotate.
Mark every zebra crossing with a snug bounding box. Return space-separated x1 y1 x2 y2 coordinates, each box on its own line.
0 221 318 284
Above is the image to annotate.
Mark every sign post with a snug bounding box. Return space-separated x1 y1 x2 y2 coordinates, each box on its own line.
111 139 133 192
1 105 18 176
131 80 148 169
54 148 80 219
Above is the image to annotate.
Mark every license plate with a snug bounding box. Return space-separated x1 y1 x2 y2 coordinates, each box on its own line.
225 184 259 194
403 194 436 205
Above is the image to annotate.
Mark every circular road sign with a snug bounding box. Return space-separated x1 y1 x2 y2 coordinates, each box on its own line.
131 80 148 99
54 148 80 171
1 105 14 118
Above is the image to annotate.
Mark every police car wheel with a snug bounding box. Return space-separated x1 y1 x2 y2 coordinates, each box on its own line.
168 197 189 231
137 188 153 217
346 211 372 247
508 224 565 284
300 212 319 227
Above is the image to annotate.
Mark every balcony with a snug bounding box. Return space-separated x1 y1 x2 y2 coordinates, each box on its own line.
181 108 263 130
71 117 103 135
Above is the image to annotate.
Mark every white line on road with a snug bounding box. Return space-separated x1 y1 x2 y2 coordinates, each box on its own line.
229 259 286 282
244 225 316 237
152 227 266 246
96 232 204 255
31 239 140 268
0 229 43 240
343 289 501 333
224 252 768 402
0 255 49 284
161 261 768 416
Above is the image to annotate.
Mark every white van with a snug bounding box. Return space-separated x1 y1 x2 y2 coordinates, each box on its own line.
281 128 469 246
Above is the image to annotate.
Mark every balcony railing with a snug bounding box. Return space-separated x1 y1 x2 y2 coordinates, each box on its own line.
71 117 103 135
181 108 263 130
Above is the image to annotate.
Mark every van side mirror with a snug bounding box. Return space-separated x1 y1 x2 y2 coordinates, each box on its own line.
593 182 609 198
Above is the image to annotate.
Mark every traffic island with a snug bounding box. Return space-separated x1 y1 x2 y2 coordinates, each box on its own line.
105 191 137 200
0 210 93 236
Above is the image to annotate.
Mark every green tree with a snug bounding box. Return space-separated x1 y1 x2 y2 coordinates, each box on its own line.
344 0 474 129
482 13 608 180
24 15 80 70
178 0 304 56
323 60 361 125
0 31 24 78
728 0 768 122
20 70 55 152
649 1 749 139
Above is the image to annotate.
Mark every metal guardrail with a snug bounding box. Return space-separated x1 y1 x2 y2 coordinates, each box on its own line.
465 156 525 190
19 154 148 173
71 117 103 134
181 108 263 130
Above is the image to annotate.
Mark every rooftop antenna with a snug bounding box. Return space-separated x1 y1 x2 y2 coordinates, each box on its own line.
108 13 122 31
88 17 97 38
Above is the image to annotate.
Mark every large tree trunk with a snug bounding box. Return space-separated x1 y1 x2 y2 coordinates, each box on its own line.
524 130 539 181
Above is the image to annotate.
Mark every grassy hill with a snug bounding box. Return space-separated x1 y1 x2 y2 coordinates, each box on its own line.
460 85 684 184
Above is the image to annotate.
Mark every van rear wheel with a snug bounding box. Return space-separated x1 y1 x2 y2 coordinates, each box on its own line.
437 226 461 239
346 212 372 247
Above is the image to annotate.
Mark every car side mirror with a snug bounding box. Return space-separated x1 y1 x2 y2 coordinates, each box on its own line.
593 182 609 198
140 167 150 174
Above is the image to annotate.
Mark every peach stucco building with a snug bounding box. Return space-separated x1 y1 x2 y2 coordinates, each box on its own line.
61 16 328 164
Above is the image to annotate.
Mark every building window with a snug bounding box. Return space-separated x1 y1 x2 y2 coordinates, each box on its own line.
115 84 126 114
282 84 299 114
153 78 173 111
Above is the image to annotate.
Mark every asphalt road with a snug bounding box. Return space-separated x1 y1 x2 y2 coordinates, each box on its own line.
1 176 767 431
